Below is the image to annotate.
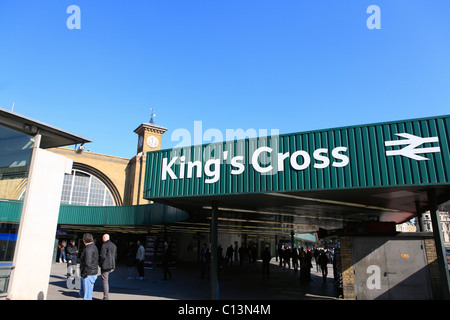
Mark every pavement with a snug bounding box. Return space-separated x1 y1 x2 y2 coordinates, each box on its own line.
47 259 342 301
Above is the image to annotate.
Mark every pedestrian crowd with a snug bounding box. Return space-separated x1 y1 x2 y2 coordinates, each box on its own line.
59 233 118 300
58 237 335 300
276 244 333 283
198 242 335 284
59 234 174 300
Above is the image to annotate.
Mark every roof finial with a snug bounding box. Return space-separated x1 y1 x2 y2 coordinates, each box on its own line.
149 108 156 124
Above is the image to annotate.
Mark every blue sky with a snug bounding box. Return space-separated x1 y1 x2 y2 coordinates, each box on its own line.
0 1 449 159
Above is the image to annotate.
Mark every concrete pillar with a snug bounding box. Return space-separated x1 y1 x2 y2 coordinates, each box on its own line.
415 201 424 232
210 200 218 300
7 141 72 300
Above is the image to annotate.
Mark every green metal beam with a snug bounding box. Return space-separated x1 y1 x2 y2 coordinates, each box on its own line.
0 200 189 226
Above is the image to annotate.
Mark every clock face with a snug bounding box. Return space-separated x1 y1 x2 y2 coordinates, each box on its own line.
147 136 159 148
138 136 143 147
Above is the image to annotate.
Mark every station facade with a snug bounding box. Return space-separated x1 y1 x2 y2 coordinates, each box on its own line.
143 114 450 300
1 108 449 300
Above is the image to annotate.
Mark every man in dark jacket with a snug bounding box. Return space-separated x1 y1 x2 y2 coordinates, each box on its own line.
79 233 98 300
100 234 117 300
65 239 79 277
200 243 210 279
162 241 172 280
66 239 78 265
318 250 329 283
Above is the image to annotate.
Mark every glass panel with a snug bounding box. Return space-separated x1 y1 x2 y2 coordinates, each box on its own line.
0 124 33 286
88 176 105 206
60 174 73 204
0 223 18 294
59 169 116 206
0 125 33 200
71 171 90 205
104 189 114 206
0 223 19 263
0 266 13 295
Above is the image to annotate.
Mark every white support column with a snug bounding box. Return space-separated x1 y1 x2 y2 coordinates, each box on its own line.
7 143 73 300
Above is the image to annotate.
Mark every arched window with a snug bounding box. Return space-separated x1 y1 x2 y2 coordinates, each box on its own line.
20 165 121 206
61 169 115 206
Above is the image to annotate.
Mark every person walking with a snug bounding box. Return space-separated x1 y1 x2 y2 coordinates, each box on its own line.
136 240 145 280
65 239 78 277
226 245 234 266
162 241 172 280
283 246 291 270
299 247 307 282
58 240 67 263
305 249 313 281
100 234 117 300
279 244 285 267
318 250 329 283
126 242 137 279
79 233 99 300
200 243 210 279
291 246 298 273
238 244 245 266
66 240 78 265
251 244 258 265
314 248 320 272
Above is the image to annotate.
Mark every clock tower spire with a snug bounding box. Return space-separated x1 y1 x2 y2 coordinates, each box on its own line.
134 108 167 154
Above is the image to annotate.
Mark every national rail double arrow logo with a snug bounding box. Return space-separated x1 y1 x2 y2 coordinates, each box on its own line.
384 133 441 161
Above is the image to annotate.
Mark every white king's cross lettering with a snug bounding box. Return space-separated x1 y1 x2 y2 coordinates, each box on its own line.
385 133 441 161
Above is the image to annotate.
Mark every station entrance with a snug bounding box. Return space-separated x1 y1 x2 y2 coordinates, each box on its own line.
144 115 450 300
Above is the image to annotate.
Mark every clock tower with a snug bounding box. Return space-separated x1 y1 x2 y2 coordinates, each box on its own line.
127 110 168 205
134 110 167 154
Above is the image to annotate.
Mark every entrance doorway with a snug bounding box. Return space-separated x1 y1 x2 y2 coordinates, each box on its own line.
352 236 433 300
